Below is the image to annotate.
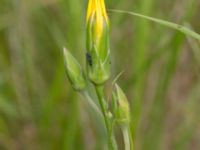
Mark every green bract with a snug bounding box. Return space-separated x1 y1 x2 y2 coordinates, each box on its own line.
63 48 86 91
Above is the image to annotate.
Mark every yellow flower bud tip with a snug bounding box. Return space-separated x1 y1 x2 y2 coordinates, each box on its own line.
86 0 109 39
63 47 86 91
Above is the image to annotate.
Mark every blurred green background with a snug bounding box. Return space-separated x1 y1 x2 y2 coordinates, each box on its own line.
0 0 200 149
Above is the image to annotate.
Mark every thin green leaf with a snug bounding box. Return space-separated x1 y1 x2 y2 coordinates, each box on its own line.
108 9 200 41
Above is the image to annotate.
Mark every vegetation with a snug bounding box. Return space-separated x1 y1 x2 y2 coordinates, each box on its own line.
0 0 200 149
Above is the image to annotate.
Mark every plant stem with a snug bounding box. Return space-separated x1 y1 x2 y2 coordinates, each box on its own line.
128 125 134 150
95 85 116 150
81 91 103 117
122 125 134 150
122 126 130 150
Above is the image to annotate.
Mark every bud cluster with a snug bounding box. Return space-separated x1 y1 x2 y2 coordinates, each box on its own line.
63 1 132 149
63 0 130 125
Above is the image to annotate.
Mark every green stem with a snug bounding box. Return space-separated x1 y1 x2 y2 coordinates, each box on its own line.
122 126 130 150
81 91 103 117
95 85 116 150
122 125 134 150
128 125 134 150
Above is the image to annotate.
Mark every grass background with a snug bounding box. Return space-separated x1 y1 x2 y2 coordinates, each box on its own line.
0 0 200 149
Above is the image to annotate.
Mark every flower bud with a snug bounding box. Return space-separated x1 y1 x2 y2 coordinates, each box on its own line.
86 0 110 85
63 48 86 91
114 84 130 125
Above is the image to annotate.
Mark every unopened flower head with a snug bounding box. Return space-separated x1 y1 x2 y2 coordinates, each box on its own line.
63 48 86 91
115 84 130 125
86 0 110 85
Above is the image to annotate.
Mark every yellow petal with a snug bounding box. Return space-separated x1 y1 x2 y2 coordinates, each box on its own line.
86 0 109 41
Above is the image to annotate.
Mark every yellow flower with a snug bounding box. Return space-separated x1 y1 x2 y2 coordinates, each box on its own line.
86 0 109 40
86 0 110 85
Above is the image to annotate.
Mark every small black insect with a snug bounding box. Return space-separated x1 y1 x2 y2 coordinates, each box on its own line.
86 52 92 66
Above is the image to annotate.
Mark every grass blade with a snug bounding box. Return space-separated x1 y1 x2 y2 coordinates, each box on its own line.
108 9 200 41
